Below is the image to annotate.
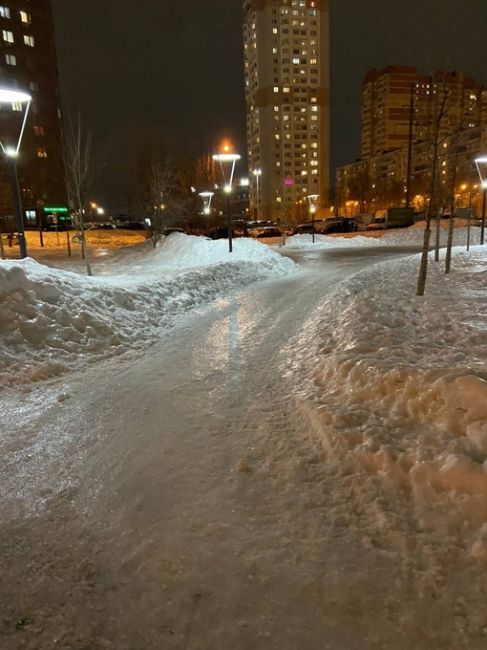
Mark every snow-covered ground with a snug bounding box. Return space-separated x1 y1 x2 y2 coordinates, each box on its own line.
0 234 295 387
2 229 487 648
287 246 487 562
284 222 481 249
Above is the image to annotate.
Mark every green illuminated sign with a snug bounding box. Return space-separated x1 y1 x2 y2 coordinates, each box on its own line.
43 206 69 213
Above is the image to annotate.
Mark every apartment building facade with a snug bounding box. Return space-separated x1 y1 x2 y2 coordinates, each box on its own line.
0 0 65 225
338 66 487 214
243 0 330 222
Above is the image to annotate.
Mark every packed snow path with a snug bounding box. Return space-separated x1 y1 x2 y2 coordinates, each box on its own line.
1 245 486 649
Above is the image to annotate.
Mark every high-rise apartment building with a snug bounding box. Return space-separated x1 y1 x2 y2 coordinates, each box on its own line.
0 0 65 224
337 66 487 215
243 0 330 222
361 66 487 159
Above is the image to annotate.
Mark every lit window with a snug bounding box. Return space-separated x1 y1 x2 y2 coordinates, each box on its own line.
20 10 31 24
29 81 39 92
23 34 34 46
5 53 16 65
33 125 45 136
0 6 10 18
12 102 22 111
273 86 279 93
2 29 13 43
37 148 48 158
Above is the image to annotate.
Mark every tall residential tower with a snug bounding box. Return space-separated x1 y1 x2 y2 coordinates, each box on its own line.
0 0 65 222
243 0 330 222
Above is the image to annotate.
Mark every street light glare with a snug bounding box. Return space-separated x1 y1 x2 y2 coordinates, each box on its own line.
0 88 32 104
213 153 241 163
5 147 18 158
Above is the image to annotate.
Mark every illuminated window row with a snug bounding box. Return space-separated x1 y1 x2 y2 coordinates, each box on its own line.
0 7 31 23
2 29 35 45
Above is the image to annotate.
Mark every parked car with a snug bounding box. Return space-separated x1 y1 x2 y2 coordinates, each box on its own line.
123 221 146 231
162 227 185 236
254 226 282 238
92 222 116 230
368 208 415 230
205 226 233 240
322 217 358 234
294 223 316 235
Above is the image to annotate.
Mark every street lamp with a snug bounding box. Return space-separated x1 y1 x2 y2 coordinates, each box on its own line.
213 148 241 253
0 88 32 259
475 156 487 245
306 194 320 244
253 168 262 220
199 191 214 216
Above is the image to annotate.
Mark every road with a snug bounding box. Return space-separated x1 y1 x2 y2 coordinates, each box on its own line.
1 245 481 650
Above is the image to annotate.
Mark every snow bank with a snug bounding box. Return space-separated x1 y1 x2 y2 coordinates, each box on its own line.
287 246 487 552
285 224 482 250
0 234 295 386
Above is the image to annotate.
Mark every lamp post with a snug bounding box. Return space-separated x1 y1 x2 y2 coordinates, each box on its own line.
306 194 320 244
253 168 262 220
199 191 214 216
0 88 32 259
475 157 487 246
213 148 241 253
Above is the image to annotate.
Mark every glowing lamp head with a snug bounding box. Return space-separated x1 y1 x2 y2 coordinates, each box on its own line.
475 156 487 188
224 184 232 194
203 208 211 215
5 147 17 158
0 88 31 105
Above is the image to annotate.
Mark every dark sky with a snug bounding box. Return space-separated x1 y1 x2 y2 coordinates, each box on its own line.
51 0 487 212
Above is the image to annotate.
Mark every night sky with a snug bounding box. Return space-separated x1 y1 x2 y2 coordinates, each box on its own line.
51 0 487 212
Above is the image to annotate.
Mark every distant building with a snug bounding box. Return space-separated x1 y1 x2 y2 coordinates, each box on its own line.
243 0 330 223
338 66 487 215
0 0 66 228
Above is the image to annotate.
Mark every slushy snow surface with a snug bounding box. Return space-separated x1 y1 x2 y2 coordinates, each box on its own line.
0 234 295 386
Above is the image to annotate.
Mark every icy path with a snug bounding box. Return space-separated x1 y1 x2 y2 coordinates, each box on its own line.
1 246 486 649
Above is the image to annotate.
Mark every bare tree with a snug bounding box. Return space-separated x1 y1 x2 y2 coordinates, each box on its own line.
63 114 93 276
146 158 177 248
416 82 449 296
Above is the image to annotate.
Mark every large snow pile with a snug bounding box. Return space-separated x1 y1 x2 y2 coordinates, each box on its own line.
0 234 295 387
287 246 487 556
285 223 481 250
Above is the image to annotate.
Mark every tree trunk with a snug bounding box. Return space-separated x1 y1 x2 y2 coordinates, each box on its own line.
416 225 432 296
434 213 441 261
445 216 455 274
78 207 92 276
